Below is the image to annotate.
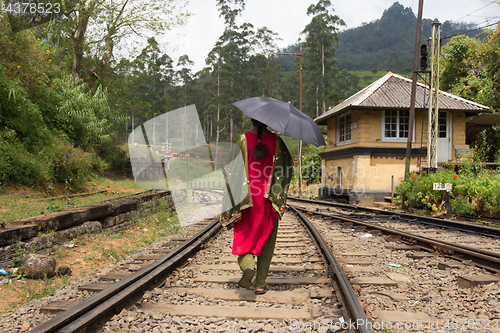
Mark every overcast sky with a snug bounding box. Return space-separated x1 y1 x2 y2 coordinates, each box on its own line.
160 0 500 73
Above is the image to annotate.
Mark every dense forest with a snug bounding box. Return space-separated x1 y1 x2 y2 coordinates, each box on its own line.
0 0 498 192
336 2 483 73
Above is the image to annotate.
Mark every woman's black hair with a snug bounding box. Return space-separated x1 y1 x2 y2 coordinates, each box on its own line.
251 119 269 162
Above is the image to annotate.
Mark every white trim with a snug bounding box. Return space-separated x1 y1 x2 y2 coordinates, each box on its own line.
437 111 453 162
449 112 453 161
381 110 415 142
337 112 352 146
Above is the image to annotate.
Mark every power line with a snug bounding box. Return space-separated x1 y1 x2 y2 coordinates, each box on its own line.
441 21 499 40
454 1 498 22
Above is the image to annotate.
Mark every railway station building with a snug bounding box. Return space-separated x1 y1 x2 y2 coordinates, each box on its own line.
314 72 497 204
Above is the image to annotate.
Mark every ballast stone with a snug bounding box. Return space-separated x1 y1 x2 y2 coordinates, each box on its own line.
22 253 56 279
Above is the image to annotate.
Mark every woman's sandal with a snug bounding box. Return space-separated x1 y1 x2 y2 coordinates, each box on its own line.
254 285 269 295
238 268 255 289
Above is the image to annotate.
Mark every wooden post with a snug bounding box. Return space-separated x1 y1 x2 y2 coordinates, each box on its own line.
404 0 424 180
391 175 394 202
446 191 451 219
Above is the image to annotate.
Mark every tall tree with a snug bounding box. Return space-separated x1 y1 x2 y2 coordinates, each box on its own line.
176 55 195 108
251 27 283 98
216 0 245 30
301 0 345 118
204 0 251 146
440 23 500 160
49 0 190 82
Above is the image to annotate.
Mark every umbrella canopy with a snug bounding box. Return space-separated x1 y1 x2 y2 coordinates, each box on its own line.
232 97 326 147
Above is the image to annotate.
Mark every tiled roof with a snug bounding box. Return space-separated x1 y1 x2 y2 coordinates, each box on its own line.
315 72 492 125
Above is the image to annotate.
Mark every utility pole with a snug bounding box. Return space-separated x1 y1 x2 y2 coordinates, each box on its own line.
277 47 304 195
404 0 424 180
427 22 441 170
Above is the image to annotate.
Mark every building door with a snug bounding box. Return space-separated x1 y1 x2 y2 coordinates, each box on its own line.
437 111 452 162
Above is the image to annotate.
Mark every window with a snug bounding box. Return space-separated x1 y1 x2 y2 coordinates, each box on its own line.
338 113 351 144
383 110 409 140
438 111 447 138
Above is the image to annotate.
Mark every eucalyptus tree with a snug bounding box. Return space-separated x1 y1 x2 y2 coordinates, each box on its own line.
250 27 283 99
114 38 176 144
204 0 250 145
302 0 345 118
47 0 190 82
203 27 254 144
216 0 245 30
176 55 195 108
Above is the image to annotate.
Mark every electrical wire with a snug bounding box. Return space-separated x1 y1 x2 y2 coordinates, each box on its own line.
441 21 499 40
454 1 498 22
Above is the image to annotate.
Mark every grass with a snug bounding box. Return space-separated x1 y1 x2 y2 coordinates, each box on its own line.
13 274 72 304
352 70 388 88
0 175 143 225
1 196 181 314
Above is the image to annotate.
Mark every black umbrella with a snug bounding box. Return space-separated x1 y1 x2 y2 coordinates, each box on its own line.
232 97 326 147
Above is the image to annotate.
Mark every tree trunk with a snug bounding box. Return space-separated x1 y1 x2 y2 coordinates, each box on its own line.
230 115 233 144
322 43 326 114
72 12 90 81
215 69 220 165
316 84 319 119
131 112 135 144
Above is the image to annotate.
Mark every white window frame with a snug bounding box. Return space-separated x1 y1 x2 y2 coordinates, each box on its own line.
337 112 351 145
382 110 415 142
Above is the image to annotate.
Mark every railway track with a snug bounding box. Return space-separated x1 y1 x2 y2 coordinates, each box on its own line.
2 198 499 332
8 207 373 333
288 198 500 273
287 198 500 332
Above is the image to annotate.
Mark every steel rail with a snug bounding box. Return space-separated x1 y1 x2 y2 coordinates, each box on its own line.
289 197 500 238
292 201 500 261
292 205 500 273
289 206 374 333
29 220 222 333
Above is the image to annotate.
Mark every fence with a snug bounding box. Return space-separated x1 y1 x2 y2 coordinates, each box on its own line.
186 181 225 190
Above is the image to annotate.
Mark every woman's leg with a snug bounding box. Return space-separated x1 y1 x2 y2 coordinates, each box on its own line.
254 219 279 290
237 253 256 271
237 253 256 288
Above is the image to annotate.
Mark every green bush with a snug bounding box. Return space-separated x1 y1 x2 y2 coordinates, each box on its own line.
97 144 127 174
450 195 476 216
47 140 106 192
0 138 48 186
395 168 500 217
302 145 325 185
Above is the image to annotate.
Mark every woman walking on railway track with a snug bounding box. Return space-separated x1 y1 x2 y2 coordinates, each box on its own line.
221 119 293 294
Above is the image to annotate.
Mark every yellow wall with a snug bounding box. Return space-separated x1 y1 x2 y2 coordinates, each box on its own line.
452 113 468 150
327 117 336 147
324 155 419 192
325 109 467 154
324 158 354 190
322 109 469 192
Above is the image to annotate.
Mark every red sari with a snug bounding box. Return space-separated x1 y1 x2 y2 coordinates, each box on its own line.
232 131 278 257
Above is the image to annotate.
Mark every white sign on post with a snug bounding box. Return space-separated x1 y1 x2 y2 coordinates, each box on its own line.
433 183 452 192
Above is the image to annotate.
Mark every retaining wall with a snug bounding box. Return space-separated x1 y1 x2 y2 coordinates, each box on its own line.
0 190 173 263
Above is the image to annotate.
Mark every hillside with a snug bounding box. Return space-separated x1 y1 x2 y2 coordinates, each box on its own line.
335 2 481 73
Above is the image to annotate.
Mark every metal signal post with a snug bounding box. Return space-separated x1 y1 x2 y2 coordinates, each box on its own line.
427 22 441 170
